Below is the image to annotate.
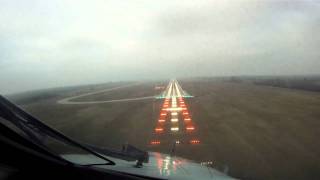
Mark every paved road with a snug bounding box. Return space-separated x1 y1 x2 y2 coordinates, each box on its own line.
57 83 155 104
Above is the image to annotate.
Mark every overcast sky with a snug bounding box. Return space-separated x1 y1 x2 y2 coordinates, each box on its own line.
1 0 320 94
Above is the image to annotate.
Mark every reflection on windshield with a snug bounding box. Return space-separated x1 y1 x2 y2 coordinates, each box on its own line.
154 153 182 176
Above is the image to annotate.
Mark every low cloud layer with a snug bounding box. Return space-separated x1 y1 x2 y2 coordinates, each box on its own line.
1 0 320 94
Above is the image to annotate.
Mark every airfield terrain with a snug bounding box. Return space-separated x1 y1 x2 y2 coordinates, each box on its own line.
8 79 320 180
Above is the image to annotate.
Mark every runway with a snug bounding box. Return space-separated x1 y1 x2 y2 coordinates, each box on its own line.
150 79 200 147
57 79 200 145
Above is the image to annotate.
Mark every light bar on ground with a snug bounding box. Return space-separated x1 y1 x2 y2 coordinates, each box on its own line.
184 118 191 121
155 127 163 132
171 118 178 122
175 140 180 144
164 107 183 111
186 126 195 131
171 127 179 131
171 112 178 116
150 140 161 145
183 112 189 115
190 140 200 144
160 112 167 116
158 119 165 122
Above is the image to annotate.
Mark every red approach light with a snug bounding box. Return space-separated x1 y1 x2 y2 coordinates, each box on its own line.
180 104 186 107
163 104 169 108
158 119 165 123
183 112 189 115
181 107 187 110
155 127 163 132
184 118 191 121
186 126 195 131
190 140 200 144
150 140 161 145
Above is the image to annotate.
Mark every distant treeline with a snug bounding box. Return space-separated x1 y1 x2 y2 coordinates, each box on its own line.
186 75 320 92
253 79 320 92
227 75 320 92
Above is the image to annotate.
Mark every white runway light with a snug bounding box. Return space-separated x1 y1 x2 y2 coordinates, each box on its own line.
171 112 178 116
171 127 179 131
171 118 178 122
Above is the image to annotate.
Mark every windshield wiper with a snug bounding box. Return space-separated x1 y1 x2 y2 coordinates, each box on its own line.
0 95 115 166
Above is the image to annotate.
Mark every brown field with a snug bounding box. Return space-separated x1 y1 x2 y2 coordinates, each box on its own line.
8 80 320 180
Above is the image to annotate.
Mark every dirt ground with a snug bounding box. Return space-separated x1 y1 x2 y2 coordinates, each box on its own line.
9 80 320 180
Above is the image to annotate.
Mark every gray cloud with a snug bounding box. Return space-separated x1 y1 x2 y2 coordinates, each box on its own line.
0 0 320 94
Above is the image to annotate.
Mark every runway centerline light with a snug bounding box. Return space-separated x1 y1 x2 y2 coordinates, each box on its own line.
171 118 178 122
171 112 178 116
171 127 179 131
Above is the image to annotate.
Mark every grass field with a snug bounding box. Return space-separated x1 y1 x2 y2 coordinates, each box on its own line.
7 79 320 180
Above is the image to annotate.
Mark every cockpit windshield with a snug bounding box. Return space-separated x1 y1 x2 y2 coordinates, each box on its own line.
1 1 320 179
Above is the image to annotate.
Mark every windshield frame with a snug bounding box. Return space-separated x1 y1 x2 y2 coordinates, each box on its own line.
0 95 115 166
